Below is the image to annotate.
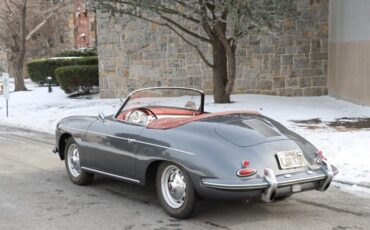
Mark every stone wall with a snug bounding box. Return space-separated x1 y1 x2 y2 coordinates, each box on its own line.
96 0 329 98
26 3 74 60
25 0 96 77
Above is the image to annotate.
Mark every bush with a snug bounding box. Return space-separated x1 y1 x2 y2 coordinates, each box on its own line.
55 65 99 94
55 47 98 57
27 56 98 84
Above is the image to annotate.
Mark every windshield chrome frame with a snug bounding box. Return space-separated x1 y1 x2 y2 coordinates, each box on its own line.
114 87 205 118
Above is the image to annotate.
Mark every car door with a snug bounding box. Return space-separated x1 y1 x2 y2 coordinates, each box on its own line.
82 116 144 180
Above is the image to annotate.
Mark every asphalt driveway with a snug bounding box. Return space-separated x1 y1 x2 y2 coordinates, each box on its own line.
0 124 369 230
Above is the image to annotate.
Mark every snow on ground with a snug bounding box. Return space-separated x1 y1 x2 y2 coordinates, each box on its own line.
0 81 369 193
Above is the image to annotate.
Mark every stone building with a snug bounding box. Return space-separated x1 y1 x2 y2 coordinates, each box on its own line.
27 0 96 60
96 0 329 98
73 0 97 48
1 0 96 76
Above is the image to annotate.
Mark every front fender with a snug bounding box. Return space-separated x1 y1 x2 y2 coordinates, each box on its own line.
54 116 98 160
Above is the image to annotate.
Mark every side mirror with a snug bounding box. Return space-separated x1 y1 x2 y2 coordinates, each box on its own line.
98 113 105 121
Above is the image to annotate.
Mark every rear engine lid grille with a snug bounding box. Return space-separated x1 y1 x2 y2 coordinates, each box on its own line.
242 119 281 137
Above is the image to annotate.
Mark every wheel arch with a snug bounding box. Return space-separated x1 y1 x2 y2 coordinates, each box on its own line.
58 133 72 160
144 159 196 187
144 160 163 187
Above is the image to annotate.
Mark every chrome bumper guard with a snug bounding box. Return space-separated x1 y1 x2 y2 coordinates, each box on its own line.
261 168 278 202
202 161 335 202
261 160 334 202
317 159 334 191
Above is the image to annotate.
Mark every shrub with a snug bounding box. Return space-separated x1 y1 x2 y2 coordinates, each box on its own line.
27 56 98 84
55 65 99 94
55 47 98 57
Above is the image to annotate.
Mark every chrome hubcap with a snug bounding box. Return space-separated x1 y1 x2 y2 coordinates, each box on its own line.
161 165 187 208
67 143 81 177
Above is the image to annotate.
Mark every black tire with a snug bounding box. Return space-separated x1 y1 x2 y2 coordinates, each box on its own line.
64 137 94 185
156 162 199 219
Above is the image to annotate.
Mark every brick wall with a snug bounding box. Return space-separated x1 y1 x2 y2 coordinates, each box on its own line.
96 0 329 98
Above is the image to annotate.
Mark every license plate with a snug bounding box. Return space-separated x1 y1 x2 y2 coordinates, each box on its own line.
292 184 302 193
277 150 306 169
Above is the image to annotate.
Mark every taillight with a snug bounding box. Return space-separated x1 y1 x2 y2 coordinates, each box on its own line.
241 160 250 168
237 168 257 177
315 150 327 163
237 160 257 177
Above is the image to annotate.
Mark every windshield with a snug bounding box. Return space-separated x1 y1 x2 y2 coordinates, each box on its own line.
119 88 204 113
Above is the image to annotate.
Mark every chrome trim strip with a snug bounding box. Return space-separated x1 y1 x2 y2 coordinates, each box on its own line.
202 181 268 190
127 87 205 98
81 167 140 184
64 127 195 155
134 139 195 155
64 127 87 133
278 174 326 187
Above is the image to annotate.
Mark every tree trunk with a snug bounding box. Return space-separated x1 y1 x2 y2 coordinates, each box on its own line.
225 44 237 96
11 59 27 91
13 2 27 91
212 39 231 103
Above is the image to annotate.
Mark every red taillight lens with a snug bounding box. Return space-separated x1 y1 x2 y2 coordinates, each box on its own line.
316 150 327 160
315 150 327 163
241 160 250 168
237 168 257 177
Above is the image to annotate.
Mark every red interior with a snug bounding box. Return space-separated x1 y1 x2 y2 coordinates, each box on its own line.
147 110 261 129
116 107 202 120
116 107 260 130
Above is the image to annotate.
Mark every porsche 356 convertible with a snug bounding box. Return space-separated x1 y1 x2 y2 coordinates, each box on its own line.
53 87 337 218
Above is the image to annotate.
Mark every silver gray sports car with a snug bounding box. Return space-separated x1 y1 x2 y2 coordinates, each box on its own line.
53 87 337 218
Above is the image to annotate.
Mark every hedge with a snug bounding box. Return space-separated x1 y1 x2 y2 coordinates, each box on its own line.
27 56 98 84
55 65 99 94
55 47 98 57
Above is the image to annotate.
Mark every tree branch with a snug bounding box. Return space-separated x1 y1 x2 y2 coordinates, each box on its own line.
25 4 66 40
5 0 17 16
158 14 211 43
169 25 214 68
157 3 201 24
100 0 211 43
199 0 216 41
117 10 213 68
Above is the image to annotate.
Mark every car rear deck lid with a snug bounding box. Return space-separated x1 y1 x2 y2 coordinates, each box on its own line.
215 118 287 147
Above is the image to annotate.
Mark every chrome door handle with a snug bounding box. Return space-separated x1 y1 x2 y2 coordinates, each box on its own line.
128 138 136 144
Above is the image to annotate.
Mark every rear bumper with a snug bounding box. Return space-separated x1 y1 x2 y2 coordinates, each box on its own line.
201 160 337 202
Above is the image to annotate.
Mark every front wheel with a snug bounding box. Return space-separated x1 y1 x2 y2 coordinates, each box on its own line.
156 162 199 219
64 137 94 185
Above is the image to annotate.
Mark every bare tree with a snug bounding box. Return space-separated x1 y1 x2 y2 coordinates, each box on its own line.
96 0 299 103
0 0 67 91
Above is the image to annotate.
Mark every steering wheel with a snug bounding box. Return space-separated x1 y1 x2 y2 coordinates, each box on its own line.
138 107 158 120
126 107 158 125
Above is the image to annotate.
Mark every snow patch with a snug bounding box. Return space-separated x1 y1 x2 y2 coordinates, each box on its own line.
0 82 369 193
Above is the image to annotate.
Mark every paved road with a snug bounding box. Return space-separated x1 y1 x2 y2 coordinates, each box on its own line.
0 124 370 230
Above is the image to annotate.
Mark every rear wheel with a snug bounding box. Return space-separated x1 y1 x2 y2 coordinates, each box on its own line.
156 162 199 219
65 137 94 185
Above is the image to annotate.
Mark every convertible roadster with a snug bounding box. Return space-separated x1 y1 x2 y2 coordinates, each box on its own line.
54 87 337 218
